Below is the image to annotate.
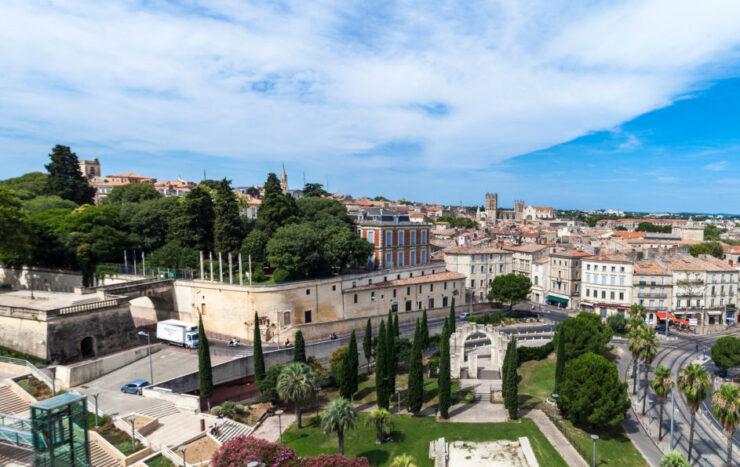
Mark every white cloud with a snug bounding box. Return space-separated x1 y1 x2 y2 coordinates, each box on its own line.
1 0 740 182
657 176 679 183
704 160 728 171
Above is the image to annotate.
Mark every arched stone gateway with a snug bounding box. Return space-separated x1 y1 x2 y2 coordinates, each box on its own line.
449 322 507 381
80 336 96 358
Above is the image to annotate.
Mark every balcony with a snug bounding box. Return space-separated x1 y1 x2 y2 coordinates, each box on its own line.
638 292 666 298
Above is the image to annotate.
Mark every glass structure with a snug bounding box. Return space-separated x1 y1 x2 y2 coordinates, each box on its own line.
30 393 90 466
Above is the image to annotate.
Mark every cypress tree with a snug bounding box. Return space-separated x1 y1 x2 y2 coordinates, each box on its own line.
44 145 96 205
293 330 306 363
438 321 451 418
340 344 354 400
504 338 519 419
554 330 566 388
213 178 243 253
197 315 214 401
375 320 389 409
407 319 424 414
253 312 265 384
393 313 399 337
449 298 456 333
363 318 373 374
501 337 511 404
421 309 429 349
386 312 396 398
348 331 359 395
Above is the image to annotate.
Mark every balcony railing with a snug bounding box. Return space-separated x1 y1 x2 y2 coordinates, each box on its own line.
638 292 666 298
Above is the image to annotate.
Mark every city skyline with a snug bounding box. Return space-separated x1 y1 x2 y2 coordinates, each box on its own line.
2 1 740 212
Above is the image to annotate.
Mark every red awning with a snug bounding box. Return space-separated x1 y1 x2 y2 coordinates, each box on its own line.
656 312 690 325
674 319 690 325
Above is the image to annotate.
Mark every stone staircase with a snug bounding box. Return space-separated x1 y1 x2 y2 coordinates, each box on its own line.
135 401 179 419
0 385 31 416
0 443 33 466
89 440 121 467
211 419 253 444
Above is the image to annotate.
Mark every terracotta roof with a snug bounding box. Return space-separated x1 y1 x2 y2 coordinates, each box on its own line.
503 243 550 253
534 257 549 264
444 247 509 255
613 231 646 239
634 260 669 275
585 253 632 263
348 271 466 292
551 249 593 258
106 172 156 179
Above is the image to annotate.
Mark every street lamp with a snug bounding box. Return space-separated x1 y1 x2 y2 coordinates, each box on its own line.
138 331 154 385
552 394 559 420
590 434 599 467
316 387 321 418
669 387 675 450
29 273 38 300
127 415 137 452
48 365 57 397
92 393 100 427
178 444 189 467
275 409 284 444
396 387 403 415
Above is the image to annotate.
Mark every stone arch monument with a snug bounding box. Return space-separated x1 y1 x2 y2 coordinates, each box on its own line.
449 322 507 381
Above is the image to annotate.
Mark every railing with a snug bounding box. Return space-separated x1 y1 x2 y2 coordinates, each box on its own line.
637 292 666 298
0 414 33 448
56 299 122 315
0 355 53 387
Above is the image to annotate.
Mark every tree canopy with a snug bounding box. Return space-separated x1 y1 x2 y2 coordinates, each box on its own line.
0 172 48 200
303 183 329 197
711 336 740 371
488 273 532 310
44 145 95 205
102 183 162 204
555 312 613 361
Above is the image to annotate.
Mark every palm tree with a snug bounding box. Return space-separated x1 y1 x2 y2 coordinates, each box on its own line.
640 329 659 415
651 365 673 440
711 383 739 467
659 450 690 467
678 363 710 462
321 397 357 455
390 454 418 467
627 328 645 393
365 408 393 445
277 362 317 429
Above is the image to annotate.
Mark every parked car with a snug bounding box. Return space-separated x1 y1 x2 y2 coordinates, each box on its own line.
459 312 471 320
121 380 149 395
654 324 666 332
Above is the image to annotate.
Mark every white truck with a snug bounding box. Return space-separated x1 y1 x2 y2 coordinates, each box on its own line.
156 319 199 349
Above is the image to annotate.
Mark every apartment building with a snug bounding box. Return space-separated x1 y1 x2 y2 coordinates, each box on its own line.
503 243 551 277
547 249 592 310
580 253 634 317
356 210 432 270
633 259 673 320
443 247 513 303
530 257 550 304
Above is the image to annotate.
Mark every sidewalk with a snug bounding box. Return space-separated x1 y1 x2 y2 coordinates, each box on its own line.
523 409 587 467
250 411 296 442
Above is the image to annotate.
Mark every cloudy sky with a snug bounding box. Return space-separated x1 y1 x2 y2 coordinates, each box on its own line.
2 0 740 212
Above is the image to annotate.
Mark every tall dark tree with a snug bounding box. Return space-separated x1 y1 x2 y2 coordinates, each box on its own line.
341 331 359 399
449 298 456 333
363 318 373 374
438 319 452 418
293 330 306 363
420 309 429 350
504 338 519 419
0 187 29 263
302 183 329 198
502 336 511 404
407 319 424 414
253 313 265 384
348 331 359 395
386 310 396 398
102 183 161 205
44 145 95 205
213 178 243 253
375 320 389 409
198 315 214 403
393 313 399 338
555 328 566 387
258 173 298 235
168 186 215 251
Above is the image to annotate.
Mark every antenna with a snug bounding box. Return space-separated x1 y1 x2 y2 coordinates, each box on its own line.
303 171 306 187
203 169 206 181
326 174 329 192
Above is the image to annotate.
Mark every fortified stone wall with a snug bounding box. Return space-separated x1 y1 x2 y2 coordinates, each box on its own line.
0 266 83 293
0 309 48 358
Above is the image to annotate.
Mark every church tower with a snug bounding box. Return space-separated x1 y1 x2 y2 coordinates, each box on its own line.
280 163 288 191
485 192 498 222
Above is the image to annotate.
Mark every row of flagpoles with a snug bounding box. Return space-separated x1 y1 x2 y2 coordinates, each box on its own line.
123 250 253 286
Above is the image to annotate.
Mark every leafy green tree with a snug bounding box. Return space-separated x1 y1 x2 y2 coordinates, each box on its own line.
556 352 630 428
120 197 179 252
407 319 424 415
330 347 348 386
704 224 726 241
711 383 740 467
420 309 429 349
555 312 613 361
389 454 417 467
102 183 161 204
660 451 690 467
277 362 317 429
168 186 215 251
198 315 214 402
44 145 95 205
365 409 393 445
0 172 48 200
678 363 710 461
293 330 306 363
23 195 77 216
488 274 532 311
438 319 451 418
240 229 269 264
302 183 329 198
636 222 671 233
255 363 285 403
554 326 566 387
628 327 646 394
340 332 359 399
375 321 389 410
651 365 673 440
296 197 352 225
689 241 724 259
0 187 30 263
449 298 456 333
267 222 328 280
606 313 627 334
253 313 265 383
259 173 298 235
147 241 199 269
213 178 243 253
322 220 374 272
436 216 478 229
711 336 740 371
321 397 357 455
363 318 373 374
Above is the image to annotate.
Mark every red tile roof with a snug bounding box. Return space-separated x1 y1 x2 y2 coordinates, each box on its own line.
349 271 466 292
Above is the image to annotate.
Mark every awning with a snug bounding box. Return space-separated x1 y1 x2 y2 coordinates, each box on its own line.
673 318 690 325
546 295 569 304
656 312 690 325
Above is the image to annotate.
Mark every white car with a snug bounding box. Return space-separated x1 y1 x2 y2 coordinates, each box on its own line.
459 312 470 320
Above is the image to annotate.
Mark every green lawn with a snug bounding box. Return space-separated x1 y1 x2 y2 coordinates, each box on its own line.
145 455 174 466
518 355 648 467
283 413 566 467
92 421 143 456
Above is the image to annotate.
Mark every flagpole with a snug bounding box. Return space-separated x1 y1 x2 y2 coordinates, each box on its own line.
200 251 204 280
249 255 253 287
209 251 214 282
238 253 243 286
228 253 233 284
219 252 223 283
133 251 137 276
124 250 128 274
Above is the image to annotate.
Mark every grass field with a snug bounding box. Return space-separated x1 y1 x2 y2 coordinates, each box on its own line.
145 455 174 466
283 413 566 467
517 354 648 466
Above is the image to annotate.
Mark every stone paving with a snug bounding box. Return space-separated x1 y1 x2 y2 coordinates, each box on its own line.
522 409 588 467
249 411 296 443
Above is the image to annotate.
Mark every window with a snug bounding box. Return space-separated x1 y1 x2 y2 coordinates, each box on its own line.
430 284 434 292
601 276 606 285
201 303 206 315
421 250 427 264
410 231 416 245
587 264 591 270
534 276 539 285
407 287 410 295
480 266 484 272
444 282 447 290
471 266 475 273
421 230 427 244
393 289 397 298
620 266 625 272
586 288 590 297
649 300 654 309
399 231 404 245
601 290 606 299
611 266 616 272
385 253 392 266
306 289 310 295
659 300 664 308
610 291 615 300
471 279 476 288
499 264 504 272
371 291 375 300
332 285 336 291
367 231 374 243
405 301 412 311
398 252 404 266
386 231 392 246
619 277 624 286
443 296 448 307
304 310 312 323
418 285 422 292
410 251 416 266
352 281 357 288
428 298 434 309
619 292 624 300
368 279 372 285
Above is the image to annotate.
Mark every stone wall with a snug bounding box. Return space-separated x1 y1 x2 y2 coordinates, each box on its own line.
0 266 83 293
0 309 48 358
55 344 162 388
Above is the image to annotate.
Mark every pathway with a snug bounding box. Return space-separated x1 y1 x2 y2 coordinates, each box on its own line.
522 409 588 467
249 412 296 443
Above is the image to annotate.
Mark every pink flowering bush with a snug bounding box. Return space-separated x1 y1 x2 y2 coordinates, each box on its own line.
211 435 369 467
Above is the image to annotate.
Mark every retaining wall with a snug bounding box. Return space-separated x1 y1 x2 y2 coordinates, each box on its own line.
55 344 162 388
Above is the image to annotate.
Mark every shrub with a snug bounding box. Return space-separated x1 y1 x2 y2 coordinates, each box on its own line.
330 347 348 386
212 406 223 416
307 356 330 384
273 268 291 283
517 341 553 365
394 337 412 368
257 363 286 403
607 313 627 334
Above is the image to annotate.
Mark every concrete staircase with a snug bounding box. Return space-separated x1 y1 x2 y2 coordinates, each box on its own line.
135 401 179 419
0 385 31 416
89 440 121 467
211 419 253 444
0 444 33 466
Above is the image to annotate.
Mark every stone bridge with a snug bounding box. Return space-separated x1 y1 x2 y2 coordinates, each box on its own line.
92 278 176 321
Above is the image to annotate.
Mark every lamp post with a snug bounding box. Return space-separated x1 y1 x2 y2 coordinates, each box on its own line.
49 365 57 397
93 393 100 427
178 444 189 467
590 434 599 467
396 387 403 415
669 387 675 450
138 331 154 385
29 273 38 299
275 409 284 444
316 387 321 418
552 394 558 420
127 415 137 452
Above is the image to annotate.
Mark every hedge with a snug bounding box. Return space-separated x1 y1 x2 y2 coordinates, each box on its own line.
517 341 553 365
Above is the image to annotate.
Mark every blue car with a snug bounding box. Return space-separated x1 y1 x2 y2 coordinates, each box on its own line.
121 380 149 395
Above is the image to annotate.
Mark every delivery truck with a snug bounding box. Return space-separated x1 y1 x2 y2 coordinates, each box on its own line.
156 319 199 349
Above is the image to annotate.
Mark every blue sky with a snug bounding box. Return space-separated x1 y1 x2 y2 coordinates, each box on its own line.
1 0 740 213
